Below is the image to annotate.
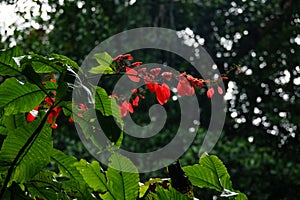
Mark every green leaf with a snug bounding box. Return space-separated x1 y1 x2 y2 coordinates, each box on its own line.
0 120 52 184
0 78 54 115
157 185 191 200
183 153 231 192
0 113 27 131
20 53 66 73
74 160 107 193
94 86 123 125
199 153 233 189
100 153 139 200
89 65 114 74
50 149 95 199
51 53 80 70
0 46 23 76
89 52 114 74
26 170 67 200
94 52 113 67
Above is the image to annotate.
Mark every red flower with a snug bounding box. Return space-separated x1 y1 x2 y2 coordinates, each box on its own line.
217 86 223 95
194 80 203 88
137 67 147 75
123 54 133 61
150 68 161 76
161 72 172 81
207 88 215 98
27 106 39 122
126 67 140 83
119 101 134 117
155 83 171 105
68 117 74 123
79 103 88 111
132 88 138 93
45 96 55 106
132 62 142 67
144 75 159 92
132 96 139 107
47 107 61 125
113 55 123 61
177 75 195 96
51 123 58 129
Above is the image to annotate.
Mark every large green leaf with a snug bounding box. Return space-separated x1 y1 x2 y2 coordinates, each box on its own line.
25 170 68 200
0 113 27 134
74 159 108 193
50 149 95 199
0 78 55 115
0 46 23 76
183 153 231 192
20 53 67 73
0 120 52 184
100 153 139 200
183 153 247 199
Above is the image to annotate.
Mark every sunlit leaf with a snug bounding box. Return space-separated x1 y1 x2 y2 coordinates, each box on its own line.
100 153 139 200
0 120 52 184
74 159 107 193
0 46 23 76
0 78 55 115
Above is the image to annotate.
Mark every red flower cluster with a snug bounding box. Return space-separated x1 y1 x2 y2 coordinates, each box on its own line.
27 93 61 129
110 54 228 117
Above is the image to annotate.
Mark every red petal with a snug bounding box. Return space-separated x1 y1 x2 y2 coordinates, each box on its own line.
47 112 53 125
161 72 172 81
137 67 147 75
113 55 124 61
126 67 140 82
119 103 128 117
79 103 88 111
124 54 133 61
132 62 142 67
127 102 134 113
207 88 215 98
132 96 139 107
45 96 53 106
69 117 74 123
146 82 159 92
51 123 58 129
150 68 161 76
217 86 223 95
177 76 195 96
27 113 36 122
155 83 171 105
132 88 138 93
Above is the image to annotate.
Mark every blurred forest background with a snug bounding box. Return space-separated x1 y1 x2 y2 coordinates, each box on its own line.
0 0 299 199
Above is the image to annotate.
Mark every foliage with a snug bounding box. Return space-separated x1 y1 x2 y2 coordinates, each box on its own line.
0 47 247 199
1 1 299 199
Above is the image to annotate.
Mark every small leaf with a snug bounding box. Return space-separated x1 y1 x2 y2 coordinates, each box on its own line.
89 65 114 74
93 52 113 67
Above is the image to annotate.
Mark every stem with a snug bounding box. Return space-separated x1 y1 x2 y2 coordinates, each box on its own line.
0 106 52 199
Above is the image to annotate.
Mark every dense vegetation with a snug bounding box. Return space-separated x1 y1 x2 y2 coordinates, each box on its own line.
0 0 299 199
